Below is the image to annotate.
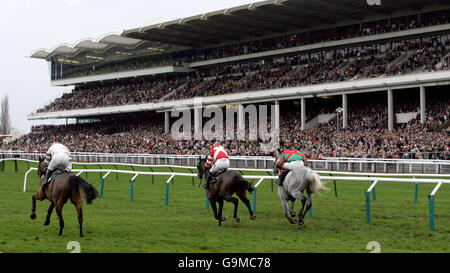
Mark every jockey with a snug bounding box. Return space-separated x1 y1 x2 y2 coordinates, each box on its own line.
275 149 308 186
203 142 230 189
42 142 72 192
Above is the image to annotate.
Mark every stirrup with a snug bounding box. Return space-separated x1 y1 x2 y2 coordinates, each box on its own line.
276 178 282 186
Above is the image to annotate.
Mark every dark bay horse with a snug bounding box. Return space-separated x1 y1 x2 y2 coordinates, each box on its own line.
197 156 256 226
30 157 98 237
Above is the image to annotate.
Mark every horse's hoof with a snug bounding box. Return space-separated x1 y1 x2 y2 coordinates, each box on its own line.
80 233 84 238
30 213 36 220
298 219 305 225
235 218 240 223
43 221 50 226
250 216 256 220
287 217 296 224
220 217 228 221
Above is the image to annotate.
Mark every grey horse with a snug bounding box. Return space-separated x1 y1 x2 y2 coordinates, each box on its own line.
273 162 328 225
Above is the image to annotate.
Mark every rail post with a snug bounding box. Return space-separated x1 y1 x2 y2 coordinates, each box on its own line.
165 175 175 206
83 164 88 179
100 178 105 198
130 180 134 202
414 178 418 204
252 187 257 214
130 174 139 202
366 180 378 223
366 191 371 223
149 167 154 184
251 178 264 214
308 191 313 218
428 182 442 231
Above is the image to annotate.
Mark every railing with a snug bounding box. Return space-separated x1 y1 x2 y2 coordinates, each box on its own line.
1 151 449 174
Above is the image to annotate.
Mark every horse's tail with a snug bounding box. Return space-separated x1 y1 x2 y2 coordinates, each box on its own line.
240 178 254 193
69 175 99 204
306 169 328 194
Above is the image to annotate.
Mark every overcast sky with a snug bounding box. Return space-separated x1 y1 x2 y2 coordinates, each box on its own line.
0 0 259 134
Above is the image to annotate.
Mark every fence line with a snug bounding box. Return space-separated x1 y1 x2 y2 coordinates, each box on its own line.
2 151 449 174
6 158 450 179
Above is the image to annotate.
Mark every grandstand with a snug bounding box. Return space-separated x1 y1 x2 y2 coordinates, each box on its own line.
4 0 450 159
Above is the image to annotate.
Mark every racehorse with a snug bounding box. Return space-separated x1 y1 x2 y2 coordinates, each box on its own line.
273 160 328 225
30 157 98 237
197 156 256 226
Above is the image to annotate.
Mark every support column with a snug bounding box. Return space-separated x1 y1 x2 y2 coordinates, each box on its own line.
164 111 169 134
301 98 306 131
274 100 280 131
342 93 348 129
194 107 202 140
420 85 426 124
237 104 245 140
387 88 394 131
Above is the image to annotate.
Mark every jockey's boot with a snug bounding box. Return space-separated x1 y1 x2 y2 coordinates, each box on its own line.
42 169 53 192
277 170 291 186
203 174 211 189
210 172 217 184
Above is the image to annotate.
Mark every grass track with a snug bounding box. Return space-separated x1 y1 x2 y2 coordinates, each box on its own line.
0 160 449 253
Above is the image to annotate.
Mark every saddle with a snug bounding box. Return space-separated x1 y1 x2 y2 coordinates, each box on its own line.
210 169 227 184
48 169 71 183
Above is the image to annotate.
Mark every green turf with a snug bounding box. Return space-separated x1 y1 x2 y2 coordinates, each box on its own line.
0 160 449 253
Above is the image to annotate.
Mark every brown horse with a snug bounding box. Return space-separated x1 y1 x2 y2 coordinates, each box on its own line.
30 157 98 237
197 156 256 226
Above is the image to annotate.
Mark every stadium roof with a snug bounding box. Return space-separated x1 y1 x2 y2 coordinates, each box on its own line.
30 0 450 60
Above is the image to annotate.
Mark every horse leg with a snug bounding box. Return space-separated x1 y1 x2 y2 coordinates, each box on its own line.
55 194 68 236
209 198 219 220
289 199 297 217
300 192 314 223
71 193 84 237
30 195 37 220
292 192 307 225
282 198 295 224
76 204 83 237
298 195 307 225
30 190 46 220
55 204 64 236
278 186 295 223
224 195 239 223
218 199 225 226
236 191 256 220
44 202 55 226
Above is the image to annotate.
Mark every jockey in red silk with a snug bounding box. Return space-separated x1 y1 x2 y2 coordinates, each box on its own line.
203 143 230 189
275 149 308 186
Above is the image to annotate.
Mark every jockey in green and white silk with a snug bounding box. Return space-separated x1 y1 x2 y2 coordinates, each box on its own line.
275 149 308 186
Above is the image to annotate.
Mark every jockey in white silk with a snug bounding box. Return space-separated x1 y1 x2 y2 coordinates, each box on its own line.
43 142 72 191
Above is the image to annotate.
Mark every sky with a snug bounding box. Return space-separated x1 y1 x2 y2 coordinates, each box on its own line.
0 0 259 134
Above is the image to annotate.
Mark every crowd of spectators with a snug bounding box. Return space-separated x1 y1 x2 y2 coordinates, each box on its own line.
6 96 449 160
37 35 450 114
54 10 449 80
